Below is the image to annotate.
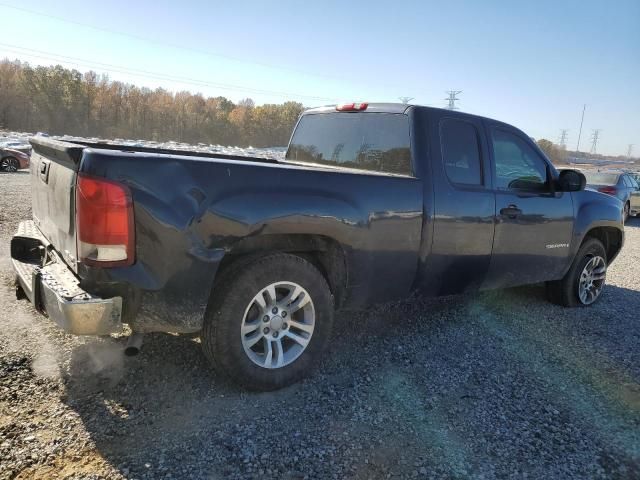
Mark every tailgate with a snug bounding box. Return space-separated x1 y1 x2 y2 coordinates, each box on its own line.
29 137 84 273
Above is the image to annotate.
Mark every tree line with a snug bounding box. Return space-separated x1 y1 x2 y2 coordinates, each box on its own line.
536 138 567 164
0 59 304 147
535 139 634 165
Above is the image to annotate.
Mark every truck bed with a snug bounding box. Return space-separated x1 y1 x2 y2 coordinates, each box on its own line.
32 136 282 165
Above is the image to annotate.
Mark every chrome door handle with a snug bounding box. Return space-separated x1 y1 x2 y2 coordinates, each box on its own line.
500 205 522 219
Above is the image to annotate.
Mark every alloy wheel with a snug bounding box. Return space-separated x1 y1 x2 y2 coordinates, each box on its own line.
578 255 606 305
1 157 18 172
240 281 315 369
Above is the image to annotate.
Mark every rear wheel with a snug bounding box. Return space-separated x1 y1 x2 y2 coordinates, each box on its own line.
0 157 19 172
546 238 607 307
202 253 334 390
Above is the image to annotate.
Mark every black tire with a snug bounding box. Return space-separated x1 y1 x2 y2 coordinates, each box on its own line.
546 238 607 307
1 156 19 172
624 202 630 224
202 253 334 391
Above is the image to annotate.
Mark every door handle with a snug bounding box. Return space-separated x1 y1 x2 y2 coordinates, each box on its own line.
500 204 522 219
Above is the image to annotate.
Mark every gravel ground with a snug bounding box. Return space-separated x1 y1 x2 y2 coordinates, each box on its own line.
1 169 639 480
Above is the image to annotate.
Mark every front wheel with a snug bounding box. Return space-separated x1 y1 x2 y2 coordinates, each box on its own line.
0 157 19 172
202 253 334 390
546 238 607 307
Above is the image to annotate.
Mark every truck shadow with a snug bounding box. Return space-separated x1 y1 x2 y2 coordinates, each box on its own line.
60 281 640 478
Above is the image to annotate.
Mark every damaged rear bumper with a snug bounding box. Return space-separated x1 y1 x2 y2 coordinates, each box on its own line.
11 220 123 335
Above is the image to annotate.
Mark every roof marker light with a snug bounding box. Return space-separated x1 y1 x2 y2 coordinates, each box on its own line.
336 103 368 112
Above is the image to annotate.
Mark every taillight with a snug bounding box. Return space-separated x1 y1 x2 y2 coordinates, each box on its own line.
76 173 135 267
336 103 368 111
598 186 617 195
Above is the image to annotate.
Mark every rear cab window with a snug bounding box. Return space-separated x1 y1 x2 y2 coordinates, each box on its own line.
583 172 619 185
285 112 413 176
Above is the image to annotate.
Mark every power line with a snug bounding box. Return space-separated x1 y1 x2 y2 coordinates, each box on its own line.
590 129 602 154
445 90 462 110
398 97 414 104
559 129 569 149
628 144 635 158
0 2 347 84
0 43 340 102
0 3 440 106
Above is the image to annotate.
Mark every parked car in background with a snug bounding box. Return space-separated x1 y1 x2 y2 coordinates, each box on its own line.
583 171 640 221
628 172 640 188
0 140 32 156
0 147 31 172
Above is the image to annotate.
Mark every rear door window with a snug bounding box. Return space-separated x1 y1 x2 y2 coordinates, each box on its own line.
286 112 412 175
440 119 482 185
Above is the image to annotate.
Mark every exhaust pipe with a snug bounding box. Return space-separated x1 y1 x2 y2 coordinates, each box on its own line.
124 332 144 356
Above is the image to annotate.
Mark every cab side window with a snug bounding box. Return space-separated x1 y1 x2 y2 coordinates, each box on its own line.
491 129 548 191
440 119 483 186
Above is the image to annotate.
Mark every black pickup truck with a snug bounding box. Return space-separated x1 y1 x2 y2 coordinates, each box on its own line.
11 103 624 390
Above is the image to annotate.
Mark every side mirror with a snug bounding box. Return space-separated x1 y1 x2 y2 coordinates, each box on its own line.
558 169 586 192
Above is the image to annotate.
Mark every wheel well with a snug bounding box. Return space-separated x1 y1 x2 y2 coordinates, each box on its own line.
583 227 623 262
215 234 348 307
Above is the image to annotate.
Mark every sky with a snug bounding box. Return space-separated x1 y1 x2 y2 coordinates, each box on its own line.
0 0 638 156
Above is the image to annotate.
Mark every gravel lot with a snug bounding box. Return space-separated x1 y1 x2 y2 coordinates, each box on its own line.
1 169 639 480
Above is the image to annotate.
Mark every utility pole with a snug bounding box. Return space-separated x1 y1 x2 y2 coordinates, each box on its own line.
628 144 635 158
559 129 569 149
576 104 586 152
398 97 414 104
589 129 602 154
445 90 462 110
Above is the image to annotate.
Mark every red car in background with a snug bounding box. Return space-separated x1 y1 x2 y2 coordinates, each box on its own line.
0 147 30 172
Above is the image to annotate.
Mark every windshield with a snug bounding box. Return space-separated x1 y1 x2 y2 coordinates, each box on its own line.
583 171 619 185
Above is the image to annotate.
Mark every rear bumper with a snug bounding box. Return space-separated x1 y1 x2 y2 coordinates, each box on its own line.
11 220 123 335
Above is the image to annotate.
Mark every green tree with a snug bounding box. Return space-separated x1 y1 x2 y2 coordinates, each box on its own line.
0 59 307 147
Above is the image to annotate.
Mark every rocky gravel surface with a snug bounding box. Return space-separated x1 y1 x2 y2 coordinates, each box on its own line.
1 169 639 479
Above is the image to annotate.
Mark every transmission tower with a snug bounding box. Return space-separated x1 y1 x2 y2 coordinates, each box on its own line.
445 90 462 110
589 129 602 154
558 129 569 149
398 97 414 104
576 104 586 152
628 144 635 158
